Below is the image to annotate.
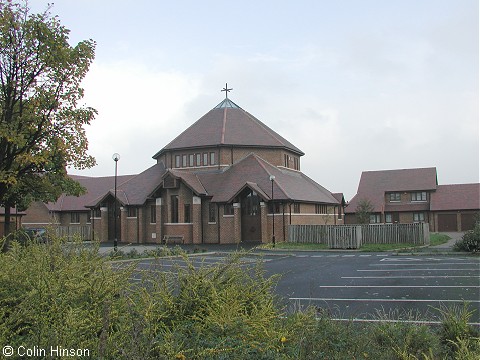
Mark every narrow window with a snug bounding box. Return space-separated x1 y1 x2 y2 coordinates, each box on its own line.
210 152 216 165
189 154 194 167
184 204 191 223
196 153 201 167
70 213 80 224
203 153 208 166
182 155 187 167
175 155 181 168
150 205 156 223
128 207 137 218
171 195 179 223
224 203 234 216
209 203 216 222
293 203 300 214
315 204 328 214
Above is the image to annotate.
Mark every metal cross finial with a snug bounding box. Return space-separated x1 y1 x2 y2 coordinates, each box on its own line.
221 83 233 98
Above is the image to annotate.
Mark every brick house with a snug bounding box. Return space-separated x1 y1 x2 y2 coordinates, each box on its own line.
345 167 479 231
24 96 344 244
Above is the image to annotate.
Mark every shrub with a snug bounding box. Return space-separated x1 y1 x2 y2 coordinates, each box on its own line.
453 220 480 252
1 235 479 359
0 236 133 358
437 303 480 356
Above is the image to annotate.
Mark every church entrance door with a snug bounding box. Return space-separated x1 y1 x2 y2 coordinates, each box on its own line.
107 199 121 241
241 190 261 242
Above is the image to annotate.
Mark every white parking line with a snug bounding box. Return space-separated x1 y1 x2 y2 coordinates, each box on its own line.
370 262 480 266
343 275 475 279
358 268 480 272
318 285 480 288
290 297 480 303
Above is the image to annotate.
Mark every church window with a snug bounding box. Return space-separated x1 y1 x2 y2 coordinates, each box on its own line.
209 203 216 223
293 157 299 170
210 152 216 165
293 203 300 214
224 203 234 216
269 202 280 214
182 155 187 167
150 205 156 223
171 196 179 223
184 204 191 223
128 207 137 218
203 153 208 166
284 154 289 167
175 155 181 168
196 153 201 166
70 213 80 224
189 154 194 167
315 204 328 214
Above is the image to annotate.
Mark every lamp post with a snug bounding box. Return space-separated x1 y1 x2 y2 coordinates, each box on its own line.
112 153 120 251
269 175 276 247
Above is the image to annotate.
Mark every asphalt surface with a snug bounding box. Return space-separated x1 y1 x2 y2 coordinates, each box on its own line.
114 248 480 325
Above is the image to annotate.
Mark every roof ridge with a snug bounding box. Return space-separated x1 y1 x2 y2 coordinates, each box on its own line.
252 154 290 200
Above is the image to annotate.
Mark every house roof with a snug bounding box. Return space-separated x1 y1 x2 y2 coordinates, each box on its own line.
198 153 339 204
430 183 480 211
153 98 304 158
346 167 438 213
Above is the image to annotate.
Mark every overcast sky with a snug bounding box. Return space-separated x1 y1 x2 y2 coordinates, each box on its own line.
30 0 479 200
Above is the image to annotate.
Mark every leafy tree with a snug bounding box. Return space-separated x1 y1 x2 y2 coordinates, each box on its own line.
0 1 96 235
355 198 374 224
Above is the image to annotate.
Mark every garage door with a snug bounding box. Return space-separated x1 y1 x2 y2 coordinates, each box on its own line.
461 214 476 231
438 214 458 232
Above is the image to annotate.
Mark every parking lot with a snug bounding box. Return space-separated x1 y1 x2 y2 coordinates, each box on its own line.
121 251 480 325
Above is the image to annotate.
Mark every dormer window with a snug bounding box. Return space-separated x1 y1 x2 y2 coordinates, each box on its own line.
411 192 427 202
389 193 401 202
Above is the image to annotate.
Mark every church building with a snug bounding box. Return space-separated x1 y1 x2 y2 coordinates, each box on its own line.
23 90 345 244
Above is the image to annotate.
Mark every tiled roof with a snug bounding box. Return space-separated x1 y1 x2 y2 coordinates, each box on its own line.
153 98 304 158
168 169 208 196
198 153 339 204
346 167 438 213
48 174 136 211
87 162 167 207
430 184 480 211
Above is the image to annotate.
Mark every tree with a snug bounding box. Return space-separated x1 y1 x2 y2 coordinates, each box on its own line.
0 1 96 235
355 199 374 224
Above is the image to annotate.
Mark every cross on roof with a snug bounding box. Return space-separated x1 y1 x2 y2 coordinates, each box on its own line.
221 83 233 98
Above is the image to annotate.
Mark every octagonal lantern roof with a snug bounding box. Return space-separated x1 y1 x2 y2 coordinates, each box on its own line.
153 98 304 159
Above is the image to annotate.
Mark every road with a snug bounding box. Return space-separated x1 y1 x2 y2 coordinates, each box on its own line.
121 251 480 324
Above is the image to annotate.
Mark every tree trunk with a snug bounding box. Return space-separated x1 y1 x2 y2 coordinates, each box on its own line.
4 204 11 237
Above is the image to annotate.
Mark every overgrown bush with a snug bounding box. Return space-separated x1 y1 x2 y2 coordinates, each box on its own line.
454 219 480 253
0 235 479 359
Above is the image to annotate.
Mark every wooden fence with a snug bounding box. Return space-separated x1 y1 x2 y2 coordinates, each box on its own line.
288 223 430 249
55 225 92 241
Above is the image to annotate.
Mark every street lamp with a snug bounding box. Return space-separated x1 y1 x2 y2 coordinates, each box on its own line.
112 153 120 251
269 175 276 247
